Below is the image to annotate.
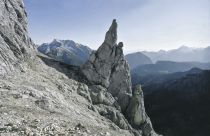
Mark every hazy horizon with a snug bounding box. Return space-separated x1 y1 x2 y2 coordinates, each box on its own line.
24 0 210 53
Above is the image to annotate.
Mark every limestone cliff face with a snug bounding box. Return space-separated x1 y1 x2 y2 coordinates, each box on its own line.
0 0 34 76
82 20 159 136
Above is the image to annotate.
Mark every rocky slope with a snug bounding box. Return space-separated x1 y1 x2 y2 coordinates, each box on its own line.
125 52 153 70
0 55 134 136
0 0 159 136
38 39 92 66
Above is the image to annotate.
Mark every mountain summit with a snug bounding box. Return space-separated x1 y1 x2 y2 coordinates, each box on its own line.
38 39 92 66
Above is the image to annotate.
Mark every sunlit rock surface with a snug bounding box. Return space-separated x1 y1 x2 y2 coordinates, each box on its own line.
0 0 34 76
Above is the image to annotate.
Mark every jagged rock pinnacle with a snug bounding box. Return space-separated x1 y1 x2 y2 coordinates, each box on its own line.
82 19 131 93
82 19 132 110
104 19 118 45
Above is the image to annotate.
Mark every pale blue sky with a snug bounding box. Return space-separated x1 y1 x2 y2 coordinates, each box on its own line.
24 0 210 53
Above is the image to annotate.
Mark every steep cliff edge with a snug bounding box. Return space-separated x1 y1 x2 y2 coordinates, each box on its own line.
0 0 34 76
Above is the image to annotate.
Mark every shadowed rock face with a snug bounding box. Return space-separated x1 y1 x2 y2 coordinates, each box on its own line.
82 19 159 136
0 0 35 76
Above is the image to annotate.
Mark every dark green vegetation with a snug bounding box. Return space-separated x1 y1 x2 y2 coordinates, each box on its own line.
131 61 210 86
133 68 210 136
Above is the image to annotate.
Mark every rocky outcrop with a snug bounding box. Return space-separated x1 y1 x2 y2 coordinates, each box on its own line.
0 0 35 76
82 19 159 136
82 19 132 112
126 85 156 136
126 85 146 127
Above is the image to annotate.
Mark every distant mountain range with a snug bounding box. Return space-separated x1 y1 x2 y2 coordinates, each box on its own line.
38 43 210 70
37 39 155 69
133 67 203 92
131 61 210 77
125 52 153 69
37 39 92 66
141 45 210 63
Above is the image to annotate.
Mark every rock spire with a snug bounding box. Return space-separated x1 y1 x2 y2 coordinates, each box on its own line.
82 20 159 136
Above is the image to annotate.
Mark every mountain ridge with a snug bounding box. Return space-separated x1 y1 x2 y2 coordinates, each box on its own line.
125 52 153 69
131 60 210 77
141 45 210 63
37 39 92 66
